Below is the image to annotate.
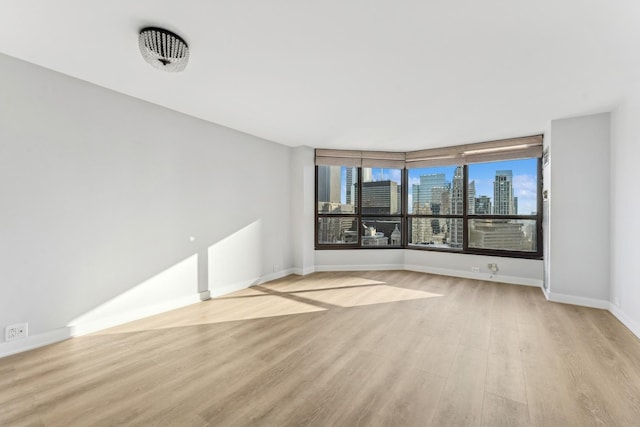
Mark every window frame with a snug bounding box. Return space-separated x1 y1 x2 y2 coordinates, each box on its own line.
314 137 544 259
315 166 408 249
462 158 543 259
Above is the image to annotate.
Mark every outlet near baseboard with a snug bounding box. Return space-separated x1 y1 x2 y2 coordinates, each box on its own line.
5 323 28 342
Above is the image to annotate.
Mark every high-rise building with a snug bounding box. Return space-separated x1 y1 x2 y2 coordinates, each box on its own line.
450 166 464 246
411 172 452 246
362 180 399 215
493 170 514 215
475 196 491 214
345 167 357 206
420 173 447 212
468 180 476 215
318 165 342 203
469 219 532 251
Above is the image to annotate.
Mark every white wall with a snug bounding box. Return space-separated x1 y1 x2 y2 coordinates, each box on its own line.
315 249 405 272
290 146 315 275
0 53 293 355
610 86 640 336
545 113 610 308
315 249 543 286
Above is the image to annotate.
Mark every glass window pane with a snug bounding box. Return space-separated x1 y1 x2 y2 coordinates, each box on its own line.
408 166 463 215
317 165 358 214
467 158 538 215
317 217 359 245
468 219 537 252
361 217 402 247
362 167 402 215
408 218 463 250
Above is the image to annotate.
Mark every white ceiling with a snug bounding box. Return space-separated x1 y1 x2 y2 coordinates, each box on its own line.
1 1 639 151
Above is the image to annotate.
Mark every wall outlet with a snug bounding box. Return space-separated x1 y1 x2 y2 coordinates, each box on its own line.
471 266 480 273
273 264 280 272
488 263 499 273
5 323 28 342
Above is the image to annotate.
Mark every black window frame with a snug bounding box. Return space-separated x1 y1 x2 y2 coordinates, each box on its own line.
315 158 543 260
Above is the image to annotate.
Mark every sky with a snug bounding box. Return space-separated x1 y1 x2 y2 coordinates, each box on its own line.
339 158 538 215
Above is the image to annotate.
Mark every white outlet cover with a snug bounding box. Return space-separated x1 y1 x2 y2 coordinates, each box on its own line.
5 323 28 341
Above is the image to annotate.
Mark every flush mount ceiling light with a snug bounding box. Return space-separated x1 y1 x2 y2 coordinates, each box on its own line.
138 27 189 72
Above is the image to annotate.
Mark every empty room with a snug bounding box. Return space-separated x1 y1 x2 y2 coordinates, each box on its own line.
2 1 640 426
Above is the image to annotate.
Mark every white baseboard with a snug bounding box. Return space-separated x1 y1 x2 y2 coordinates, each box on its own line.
544 291 610 310
256 268 296 285
315 264 404 272
291 266 316 276
70 293 202 337
209 269 295 298
609 304 640 340
404 264 542 287
0 327 71 359
541 286 550 300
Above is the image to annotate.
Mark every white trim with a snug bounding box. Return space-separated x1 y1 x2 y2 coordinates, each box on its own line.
404 264 542 287
291 266 316 276
69 293 202 337
315 264 404 272
0 327 71 358
256 268 296 285
314 262 541 287
609 304 640 340
209 269 295 298
544 291 610 309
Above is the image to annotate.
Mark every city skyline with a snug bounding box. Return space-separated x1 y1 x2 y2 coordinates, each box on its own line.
333 160 538 215
318 162 537 251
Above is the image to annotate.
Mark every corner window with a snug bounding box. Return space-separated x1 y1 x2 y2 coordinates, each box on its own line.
314 136 543 258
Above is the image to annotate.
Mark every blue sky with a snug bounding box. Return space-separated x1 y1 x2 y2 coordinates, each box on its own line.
339 158 538 214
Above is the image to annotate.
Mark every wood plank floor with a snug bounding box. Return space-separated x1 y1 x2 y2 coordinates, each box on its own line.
2 271 640 426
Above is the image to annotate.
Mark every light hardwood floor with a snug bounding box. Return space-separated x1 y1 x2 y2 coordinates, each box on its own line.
2 271 640 426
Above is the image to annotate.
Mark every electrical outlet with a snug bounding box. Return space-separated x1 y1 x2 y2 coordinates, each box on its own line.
471 266 480 273
273 264 280 272
5 323 28 342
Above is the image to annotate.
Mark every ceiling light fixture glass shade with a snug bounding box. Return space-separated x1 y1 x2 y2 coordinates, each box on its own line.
138 27 189 72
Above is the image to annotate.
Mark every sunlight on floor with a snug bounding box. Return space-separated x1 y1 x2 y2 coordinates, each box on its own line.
94 290 326 334
292 284 442 308
93 276 443 335
261 276 386 293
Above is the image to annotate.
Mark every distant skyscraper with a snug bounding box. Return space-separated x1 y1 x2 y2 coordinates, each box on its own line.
421 173 447 212
469 219 531 251
468 181 476 215
362 168 372 183
476 196 491 214
450 166 464 246
493 170 514 215
411 172 452 246
345 167 357 205
318 165 342 203
361 180 399 214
